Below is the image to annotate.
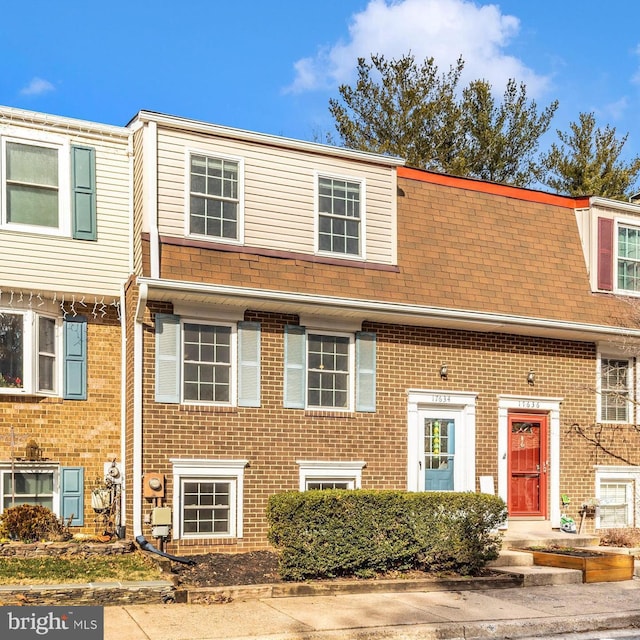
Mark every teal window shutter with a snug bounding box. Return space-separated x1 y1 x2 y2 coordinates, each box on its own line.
64 317 87 400
71 145 97 240
284 325 306 409
356 332 376 412
238 321 261 407
155 314 181 403
61 467 84 526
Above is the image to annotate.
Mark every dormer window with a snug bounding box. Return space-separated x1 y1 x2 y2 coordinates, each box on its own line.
317 174 364 257
188 153 243 243
617 223 640 292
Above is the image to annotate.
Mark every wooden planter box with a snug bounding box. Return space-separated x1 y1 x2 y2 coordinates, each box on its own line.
531 549 634 583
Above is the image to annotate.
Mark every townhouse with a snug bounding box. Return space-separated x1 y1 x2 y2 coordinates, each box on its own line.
0 106 130 534
125 111 640 555
2 105 640 553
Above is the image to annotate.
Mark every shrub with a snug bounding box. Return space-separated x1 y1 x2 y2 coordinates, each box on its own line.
0 504 71 542
267 490 506 581
599 528 640 548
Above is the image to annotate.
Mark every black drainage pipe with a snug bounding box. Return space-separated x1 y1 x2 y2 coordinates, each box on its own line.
135 535 196 565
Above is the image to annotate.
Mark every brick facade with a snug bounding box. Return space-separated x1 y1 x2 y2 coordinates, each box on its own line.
0 307 121 536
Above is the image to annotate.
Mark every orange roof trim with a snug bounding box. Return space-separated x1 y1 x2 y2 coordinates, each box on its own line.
398 166 590 209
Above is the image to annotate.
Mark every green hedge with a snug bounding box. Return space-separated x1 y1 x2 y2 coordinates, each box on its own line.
267 490 506 581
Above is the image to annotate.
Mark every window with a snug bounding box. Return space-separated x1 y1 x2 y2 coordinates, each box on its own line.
189 153 241 241
307 333 351 409
618 224 640 292
595 467 638 529
284 326 375 412
297 460 365 491
155 315 260 407
317 175 362 256
0 311 60 395
0 468 56 512
183 322 232 403
599 481 632 528
171 459 248 539
599 356 632 422
6 142 59 228
1 135 95 239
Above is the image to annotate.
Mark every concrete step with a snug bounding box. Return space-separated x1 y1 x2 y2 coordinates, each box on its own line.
504 535 600 550
492 565 583 586
488 549 534 567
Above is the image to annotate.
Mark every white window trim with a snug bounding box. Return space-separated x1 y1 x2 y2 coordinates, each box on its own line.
170 459 248 540
184 148 245 245
305 329 355 411
180 318 237 407
596 350 634 424
0 308 62 397
314 170 366 260
595 466 640 529
0 463 60 515
0 133 71 237
296 460 365 491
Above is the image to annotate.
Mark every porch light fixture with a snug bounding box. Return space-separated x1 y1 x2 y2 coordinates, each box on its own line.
439 364 448 380
527 370 535 385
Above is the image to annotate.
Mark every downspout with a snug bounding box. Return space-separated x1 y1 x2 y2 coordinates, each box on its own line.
133 282 148 538
119 131 135 533
119 286 127 533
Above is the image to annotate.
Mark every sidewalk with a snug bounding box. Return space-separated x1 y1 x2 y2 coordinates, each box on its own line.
106 579 640 640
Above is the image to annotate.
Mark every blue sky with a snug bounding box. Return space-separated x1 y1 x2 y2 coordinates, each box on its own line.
3 0 640 163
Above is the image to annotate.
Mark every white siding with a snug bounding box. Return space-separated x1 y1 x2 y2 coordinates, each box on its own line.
0 114 130 297
156 128 397 265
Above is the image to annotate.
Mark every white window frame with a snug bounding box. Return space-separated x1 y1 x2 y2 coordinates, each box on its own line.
0 463 59 515
180 318 237 406
184 149 244 245
314 171 366 259
0 131 71 237
615 218 640 296
296 460 365 491
305 329 355 411
595 466 639 529
170 459 248 540
0 308 61 397
597 351 634 424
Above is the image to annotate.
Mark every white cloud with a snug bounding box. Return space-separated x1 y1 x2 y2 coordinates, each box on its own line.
287 0 550 97
20 77 55 97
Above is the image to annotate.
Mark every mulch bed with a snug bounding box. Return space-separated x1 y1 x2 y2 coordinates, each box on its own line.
170 551 496 587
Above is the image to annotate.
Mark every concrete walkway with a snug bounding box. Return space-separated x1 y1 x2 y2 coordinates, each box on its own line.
106 579 640 640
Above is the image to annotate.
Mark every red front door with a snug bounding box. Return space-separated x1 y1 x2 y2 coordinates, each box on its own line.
508 413 548 517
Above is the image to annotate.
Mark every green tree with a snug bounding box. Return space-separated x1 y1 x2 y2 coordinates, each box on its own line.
328 53 558 187
540 112 640 200
329 53 464 171
457 79 557 185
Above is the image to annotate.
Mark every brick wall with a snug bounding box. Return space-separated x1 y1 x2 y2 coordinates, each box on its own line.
0 308 121 536
129 299 635 555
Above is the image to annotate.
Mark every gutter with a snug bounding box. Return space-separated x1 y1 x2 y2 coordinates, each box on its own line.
133 282 148 538
137 276 640 342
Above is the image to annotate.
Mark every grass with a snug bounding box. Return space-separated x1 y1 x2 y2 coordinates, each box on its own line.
0 553 163 585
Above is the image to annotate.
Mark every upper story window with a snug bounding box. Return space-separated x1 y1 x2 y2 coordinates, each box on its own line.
155 314 260 407
6 142 59 228
307 333 351 409
183 322 233 404
598 356 632 423
189 153 242 242
0 309 86 399
617 224 640 292
317 175 363 257
0 311 58 395
0 133 96 240
284 325 376 412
